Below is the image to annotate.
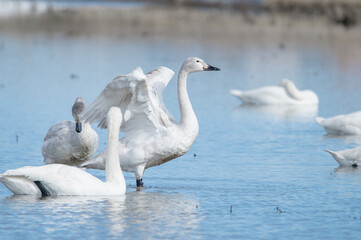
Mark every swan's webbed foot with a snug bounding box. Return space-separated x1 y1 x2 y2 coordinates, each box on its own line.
352 163 358 168
136 179 143 187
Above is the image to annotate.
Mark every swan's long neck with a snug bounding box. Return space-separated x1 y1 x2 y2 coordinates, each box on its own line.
284 82 303 100
178 70 199 133
105 113 125 185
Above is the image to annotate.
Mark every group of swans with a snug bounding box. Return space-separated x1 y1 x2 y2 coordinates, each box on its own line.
230 79 361 168
0 57 220 196
316 111 361 167
0 107 125 196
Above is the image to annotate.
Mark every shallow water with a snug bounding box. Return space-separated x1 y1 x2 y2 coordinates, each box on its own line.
1 6 361 239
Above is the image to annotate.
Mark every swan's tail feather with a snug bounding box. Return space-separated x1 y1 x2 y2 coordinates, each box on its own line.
315 117 325 125
230 89 243 98
0 176 41 195
80 152 106 170
324 150 346 165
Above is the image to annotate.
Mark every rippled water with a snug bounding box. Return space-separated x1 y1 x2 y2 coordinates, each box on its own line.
1 9 361 239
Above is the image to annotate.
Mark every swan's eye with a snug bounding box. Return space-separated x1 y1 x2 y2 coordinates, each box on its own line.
196 60 199 63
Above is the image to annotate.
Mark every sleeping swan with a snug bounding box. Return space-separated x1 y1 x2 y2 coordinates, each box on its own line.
81 57 220 187
315 111 361 135
230 79 318 106
42 97 99 166
0 107 125 196
325 147 361 167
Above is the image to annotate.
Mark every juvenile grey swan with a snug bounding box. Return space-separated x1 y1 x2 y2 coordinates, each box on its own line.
81 57 220 187
42 97 99 166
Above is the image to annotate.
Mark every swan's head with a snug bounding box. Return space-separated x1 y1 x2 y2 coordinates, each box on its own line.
181 57 220 73
279 79 294 88
72 97 86 133
107 107 123 131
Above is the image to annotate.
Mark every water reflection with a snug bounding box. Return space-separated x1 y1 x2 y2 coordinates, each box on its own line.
334 166 361 175
234 104 318 122
2 191 201 238
119 191 201 238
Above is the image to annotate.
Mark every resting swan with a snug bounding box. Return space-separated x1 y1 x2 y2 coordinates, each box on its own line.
0 107 125 196
315 111 361 135
325 147 361 167
42 97 99 166
230 79 318 105
81 57 220 187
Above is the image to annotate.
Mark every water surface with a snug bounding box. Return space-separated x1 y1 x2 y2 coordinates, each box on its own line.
1 5 361 239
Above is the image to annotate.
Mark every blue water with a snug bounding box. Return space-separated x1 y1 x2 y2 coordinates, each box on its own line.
1 10 361 239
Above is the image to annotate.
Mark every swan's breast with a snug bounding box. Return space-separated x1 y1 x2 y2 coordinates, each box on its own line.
144 127 197 169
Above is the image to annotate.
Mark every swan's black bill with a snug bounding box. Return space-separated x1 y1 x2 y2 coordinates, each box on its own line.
76 122 82 133
204 65 220 71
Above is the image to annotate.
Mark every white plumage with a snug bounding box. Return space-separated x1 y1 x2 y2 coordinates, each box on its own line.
230 79 319 106
0 107 126 196
325 147 361 167
81 57 220 186
42 97 99 166
315 111 361 135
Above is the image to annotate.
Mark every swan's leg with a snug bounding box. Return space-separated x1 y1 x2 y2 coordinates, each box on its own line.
135 164 145 187
136 179 143 187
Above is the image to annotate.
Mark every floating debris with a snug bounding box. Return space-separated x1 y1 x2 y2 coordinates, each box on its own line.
194 153 197 157
275 207 285 213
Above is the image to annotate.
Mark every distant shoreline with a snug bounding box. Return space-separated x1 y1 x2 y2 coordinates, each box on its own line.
1 2 361 42
142 0 361 28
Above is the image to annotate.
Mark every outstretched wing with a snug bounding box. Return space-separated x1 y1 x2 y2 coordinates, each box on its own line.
82 66 175 142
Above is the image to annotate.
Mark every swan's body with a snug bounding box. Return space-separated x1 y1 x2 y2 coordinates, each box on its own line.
315 111 361 135
81 57 220 186
0 107 125 196
42 97 99 166
230 79 318 106
325 147 361 167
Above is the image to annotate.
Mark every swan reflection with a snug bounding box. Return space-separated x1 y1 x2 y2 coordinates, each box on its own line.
3 191 201 238
335 166 361 173
234 104 318 121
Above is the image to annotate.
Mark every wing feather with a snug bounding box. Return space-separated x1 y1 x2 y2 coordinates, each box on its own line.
82 66 176 143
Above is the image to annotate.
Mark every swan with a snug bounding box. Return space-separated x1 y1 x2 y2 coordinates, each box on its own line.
325 147 361 167
315 111 361 135
0 107 126 196
80 57 220 187
230 79 318 105
42 97 99 166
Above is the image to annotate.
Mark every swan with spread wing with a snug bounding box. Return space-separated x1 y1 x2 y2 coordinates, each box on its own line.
81 57 220 187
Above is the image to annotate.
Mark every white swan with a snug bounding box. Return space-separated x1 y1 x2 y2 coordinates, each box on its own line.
325 147 361 167
315 111 361 135
42 97 99 166
81 57 220 187
0 107 126 196
230 79 319 105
